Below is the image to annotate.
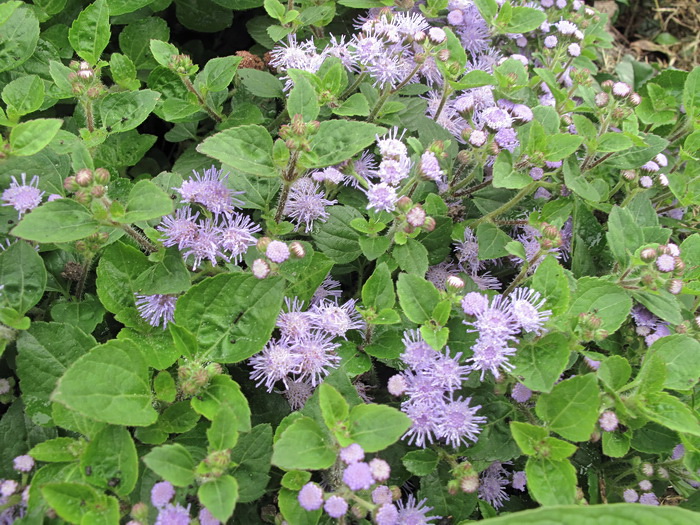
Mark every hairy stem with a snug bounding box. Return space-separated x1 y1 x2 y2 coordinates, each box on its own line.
471 182 538 227
75 254 94 300
122 224 158 254
181 76 223 123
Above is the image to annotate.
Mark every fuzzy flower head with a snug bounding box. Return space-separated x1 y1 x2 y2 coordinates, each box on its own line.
468 335 517 380
181 219 228 270
396 495 440 525
298 483 324 511
508 287 551 335
13 455 34 473
436 396 486 448
479 462 510 509
249 339 300 392
340 443 365 465
277 297 315 340
364 182 398 212
266 240 290 264
376 127 408 159
311 299 364 339
198 508 220 525
157 207 200 250
220 213 261 263
599 411 619 432
2 173 44 217
135 294 177 329
151 481 176 508
343 461 374 491
285 178 337 233
283 379 314 410
292 331 341 386
400 330 437 371
176 165 244 215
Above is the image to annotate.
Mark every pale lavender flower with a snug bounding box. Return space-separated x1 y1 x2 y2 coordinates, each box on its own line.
641 161 660 172
436 396 486 448
340 444 365 465
556 20 578 36
396 495 439 525
544 35 558 48
388 374 408 396
377 156 412 185
343 462 374 490
511 383 532 403
469 129 488 147
495 128 519 152
631 305 657 327
198 507 220 525
461 292 489 316
12 455 34 473
612 82 631 97
623 488 639 503
419 151 444 184
155 504 190 525
220 213 260 263
655 153 668 167
672 444 685 460
354 151 378 179
512 471 527 491
482 107 513 130
400 330 437 370
0 480 18 497
468 335 517 380
285 178 337 233
157 207 200 250
455 6 491 54
369 458 391 481
428 27 446 44
0 378 10 395
283 379 314 410
181 219 228 270
311 273 342 305
251 258 270 279
568 43 581 57
512 104 533 122
277 297 315 340
376 503 399 525
471 271 502 291
508 287 551 334
324 496 348 518
176 166 243 215
656 254 675 272
424 348 471 391
426 261 459 290
377 127 408 158
530 167 544 180
467 294 520 339
293 331 341 385
455 227 484 274
372 485 393 505
311 299 364 339
639 493 659 506
365 182 398 212
2 173 44 216
298 483 324 511
266 240 290 264
599 411 619 432
402 399 441 447
479 462 510 509
311 167 345 184
639 175 653 188
135 294 177 329
639 480 653 491
151 481 175 508
249 339 300 392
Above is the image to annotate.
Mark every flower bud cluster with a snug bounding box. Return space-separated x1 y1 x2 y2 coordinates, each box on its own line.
68 60 105 99
177 361 223 397
279 114 320 154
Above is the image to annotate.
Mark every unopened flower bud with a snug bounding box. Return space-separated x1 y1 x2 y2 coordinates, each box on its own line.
673 257 685 273
460 475 479 493
289 241 305 258
611 107 627 120
437 49 450 62
629 93 642 106
423 217 436 232
74 189 91 205
446 276 465 290
77 69 93 79
351 505 366 519
131 502 149 522
406 206 426 227
595 92 610 107
621 169 637 181
447 480 460 495
396 196 413 211
601 79 614 90
640 248 657 262
91 185 105 198
74 240 87 252
252 258 270 279
86 86 102 99
206 449 231 469
256 236 271 252
94 167 110 184
75 169 93 187
456 150 470 164
428 27 446 44
667 279 682 295
390 486 402 500
63 175 79 192
413 30 426 43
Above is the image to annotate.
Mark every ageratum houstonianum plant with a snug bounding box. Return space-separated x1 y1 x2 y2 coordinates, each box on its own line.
0 0 699 523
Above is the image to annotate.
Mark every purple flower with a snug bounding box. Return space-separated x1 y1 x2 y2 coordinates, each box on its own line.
198 507 221 525
176 165 243 215
285 178 336 233
461 292 489 316
377 156 412 186
2 173 44 216
388 374 408 396
672 444 685 460
468 335 517 380
508 287 551 335
372 485 393 505
623 488 639 503
612 82 631 97
544 35 558 48
12 455 34 473
495 128 519 152
481 107 513 130
599 411 619 432
283 379 314 410
396 495 439 525
311 273 342 305
311 299 364 339
151 481 175 508
436 396 486 448
455 227 484 274
639 492 659 506
277 297 316 340
311 166 345 184
511 383 532 403
639 480 653 491
419 151 444 184
292 331 341 385
479 462 510 509
568 43 581 57
155 503 190 525
512 104 533 122
424 348 471 391
324 495 348 518
377 127 408 158
426 261 459 291
157 207 200 250
556 20 578 36
469 129 488 147
467 294 520 339
656 254 674 272
402 398 442 447
220 213 260 263
251 258 270 279
266 240 290 263
400 330 437 371
340 444 365 465
181 219 228 270
249 339 300 392
135 294 177 329
376 503 399 525
512 471 527 491
343 461 374 491
298 483 324 511
369 458 391 481
364 182 398 212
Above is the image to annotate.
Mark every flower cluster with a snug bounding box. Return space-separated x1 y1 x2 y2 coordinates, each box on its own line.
248 295 364 406
388 330 486 448
1 173 45 217
284 177 337 232
462 287 551 380
157 166 260 270
478 462 527 509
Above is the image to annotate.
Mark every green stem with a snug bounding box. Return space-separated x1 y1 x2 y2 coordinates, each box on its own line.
181 76 223 123
267 109 288 133
471 182 538 227
367 86 393 122
503 249 544 297
84 99 95 133
122 224 158 254
432 82 452 123
75 254 94 300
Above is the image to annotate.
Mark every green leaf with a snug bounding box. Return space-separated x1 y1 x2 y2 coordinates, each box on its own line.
306 120 385 168
646 335 700 391
683 66 700 121
208 404 239 450
402 449 439 476
175 273 285 363
11 199 98 243
510 421 548 456
98 90 160 133
477 223 512 259
563 157 604 202
359 235 391 261
597 133 633 152
41 482 103 524
492 151 531 189
512 333 571 393
312 206 363 263
348 404 411 452
106 0 154 16
503 7 546 34
199 475 238 522
536 375 599 442
2 74 44 117
10 118 63 156
393 238 429 276
544 134 584 161
0 3 39 73
191 375 251 432
568 278 632 334
142 443 196 486
397 273 440 325
525 457 577 506
631 290 683 326
0 240 46 315
642 392 700 436
606 206 643 267
532 256 570 315
149 39 180 68
272 417 336 470
631 422 678 454
68 0 110 65
52 339 158 427
281 470 311 491
472 504 700 524
319 384 349 436
109 52 140 90
237 68 284 98
333 92 370 116
30 437 79 463
118 179 174 223
80 425 138 496
287 70 319 121
362 262 395 312
263 0 285 19
197 55 242 92
279 487 321 525
197 125 276 177
51 294 106 335
419 466 477 521
230 424 273 503
134 248 190 296
603 431 631 458
598 356 632 391
154 371 177 403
